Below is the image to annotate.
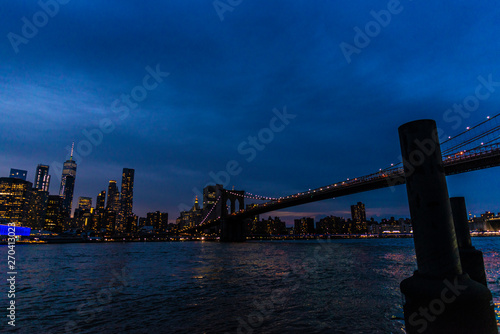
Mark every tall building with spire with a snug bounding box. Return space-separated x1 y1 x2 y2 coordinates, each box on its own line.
34 164 51 192
118 168 135 231
59 143 77 216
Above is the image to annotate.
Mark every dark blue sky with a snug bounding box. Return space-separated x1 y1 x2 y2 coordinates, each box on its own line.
1 0 500 223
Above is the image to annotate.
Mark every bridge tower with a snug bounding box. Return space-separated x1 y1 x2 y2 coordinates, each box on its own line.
215 185 246 242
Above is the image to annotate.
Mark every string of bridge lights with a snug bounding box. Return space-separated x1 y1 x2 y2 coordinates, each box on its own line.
187 114 499 229
238 116 499 205
198 195 222 226
382 114 499 172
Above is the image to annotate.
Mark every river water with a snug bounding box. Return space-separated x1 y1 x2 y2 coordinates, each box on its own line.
1 237 499 333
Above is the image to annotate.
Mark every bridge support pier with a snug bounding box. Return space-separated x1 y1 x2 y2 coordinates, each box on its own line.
220 218 246 242
398 120 497 334
450 196 488 287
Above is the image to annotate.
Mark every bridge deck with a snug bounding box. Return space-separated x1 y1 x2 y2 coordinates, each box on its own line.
186 145 500 231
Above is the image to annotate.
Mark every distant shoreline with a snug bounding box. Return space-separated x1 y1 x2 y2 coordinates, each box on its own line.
2 232 499 245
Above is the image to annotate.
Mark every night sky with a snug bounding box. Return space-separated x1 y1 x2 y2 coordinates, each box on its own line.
1 1 500 224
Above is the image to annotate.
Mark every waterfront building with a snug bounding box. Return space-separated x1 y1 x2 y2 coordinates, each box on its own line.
351 202 366 223
249 216 287 235
27 189 49 229
294 217 315 235
0 177 32 226
146 211 169 232
177 197 202 229
44 195 64 232
316 216 346 234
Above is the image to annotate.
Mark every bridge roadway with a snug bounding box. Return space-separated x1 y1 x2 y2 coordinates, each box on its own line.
193 144 500 230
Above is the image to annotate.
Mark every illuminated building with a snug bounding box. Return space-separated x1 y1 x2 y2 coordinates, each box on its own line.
125 215 138 234
106 181 120 212
316 216 345 234
10 169 27 181
59 144 77 216
0 177 32 226
74 197 93 230
146 211 168 232
250 216 286 235
27 189 49 229
96 190 106 211
118 168 135 231
44 195 64 232
177 197 202 229
93 190 106 231
294 217 315 235
351 202 366 223
34 164 51 192
77 197 92 211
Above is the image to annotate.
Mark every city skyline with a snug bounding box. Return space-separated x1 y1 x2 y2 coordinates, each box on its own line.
2 152 500 227
1 1 500 222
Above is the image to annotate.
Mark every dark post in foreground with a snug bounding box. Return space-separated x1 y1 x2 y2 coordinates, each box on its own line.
398 120 497 334
450 196 488 286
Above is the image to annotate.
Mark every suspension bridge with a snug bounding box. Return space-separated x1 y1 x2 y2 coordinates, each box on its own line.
180 114 500 241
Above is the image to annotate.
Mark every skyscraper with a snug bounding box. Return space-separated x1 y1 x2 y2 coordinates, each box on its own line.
78 197 93 211
94 190 106 231
351 202 366 223
106 181 120 213
75 197 93 229
10 169 27 181
34 164 51 192
59 144 77 215
45 195 64 232
96 190 106 212
27 188 49 229
119 168 135 231
146 211 168 232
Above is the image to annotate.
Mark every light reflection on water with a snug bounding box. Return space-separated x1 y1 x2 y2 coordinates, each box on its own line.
0 237 498 333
